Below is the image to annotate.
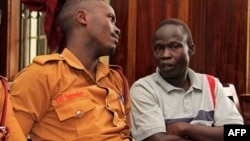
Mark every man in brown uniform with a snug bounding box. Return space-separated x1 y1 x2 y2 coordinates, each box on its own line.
9 0 132 140
0 76 26 141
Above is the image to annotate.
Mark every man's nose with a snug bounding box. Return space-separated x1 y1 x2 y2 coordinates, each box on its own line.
162 47 172 57
114 25 120 35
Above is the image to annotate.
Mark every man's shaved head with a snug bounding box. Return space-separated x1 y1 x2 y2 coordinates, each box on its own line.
59 0 104 35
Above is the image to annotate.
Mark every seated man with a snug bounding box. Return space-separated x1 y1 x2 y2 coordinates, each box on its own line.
130 18 243 141
9 0 132 141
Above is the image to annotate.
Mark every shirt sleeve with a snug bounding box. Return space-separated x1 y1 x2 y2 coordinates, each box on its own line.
130 79 166 141
6 97 27 141
9 63 52 136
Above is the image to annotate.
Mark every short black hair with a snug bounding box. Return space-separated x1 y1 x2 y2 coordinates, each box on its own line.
58 0 82 35
58 0 104 35
153 18 194 46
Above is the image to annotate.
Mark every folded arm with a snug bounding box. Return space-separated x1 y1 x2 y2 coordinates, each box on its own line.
166 122 223 141
143 132 193 141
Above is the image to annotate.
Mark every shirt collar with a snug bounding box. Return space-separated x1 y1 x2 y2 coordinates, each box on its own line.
60 48 110 75
154 68 202 93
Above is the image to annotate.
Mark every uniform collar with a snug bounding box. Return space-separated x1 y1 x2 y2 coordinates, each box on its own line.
60 48 111 77
186 68 202 91
59 48 85 70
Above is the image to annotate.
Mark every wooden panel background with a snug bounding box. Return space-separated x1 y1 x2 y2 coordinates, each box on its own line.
0 0 8 76
110 0 130 83
195 0 247 95
190 0 247 95
0 0 20 80
111 0 248 95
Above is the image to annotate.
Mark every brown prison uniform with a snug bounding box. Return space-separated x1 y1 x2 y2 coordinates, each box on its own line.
9 48 132 141
0 76 26 141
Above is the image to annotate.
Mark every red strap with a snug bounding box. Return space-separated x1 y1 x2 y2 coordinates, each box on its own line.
206 75 216 108
0 77 9 141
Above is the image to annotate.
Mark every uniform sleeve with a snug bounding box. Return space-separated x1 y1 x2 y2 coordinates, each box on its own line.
5 97 27 141
9 63 52 136
213 78 244 126
130 79 166 141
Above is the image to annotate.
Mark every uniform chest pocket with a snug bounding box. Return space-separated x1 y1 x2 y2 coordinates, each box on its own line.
53 92 96 121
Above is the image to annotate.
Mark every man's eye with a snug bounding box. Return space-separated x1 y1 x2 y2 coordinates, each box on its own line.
108 15 115 22
154 45 164 51
170 44 180 49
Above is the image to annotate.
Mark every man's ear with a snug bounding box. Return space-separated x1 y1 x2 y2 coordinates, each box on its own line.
188 43 195 56
75 9 87 24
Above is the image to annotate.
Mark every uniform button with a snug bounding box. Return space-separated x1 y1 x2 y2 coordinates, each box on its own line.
120 131 125 137
76 110 83 118
107 102 110 108
59 54 64 58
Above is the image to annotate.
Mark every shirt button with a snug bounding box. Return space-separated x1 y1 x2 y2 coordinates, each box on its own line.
107 102 110 108
76 110 83 118
120 131 126 137
59 54 64 58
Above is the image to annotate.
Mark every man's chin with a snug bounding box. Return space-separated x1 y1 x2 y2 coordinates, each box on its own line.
160 66 174 73
159 69 175 78
109 48 116 56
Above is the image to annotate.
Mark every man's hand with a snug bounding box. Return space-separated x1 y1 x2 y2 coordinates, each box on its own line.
166 122 190 138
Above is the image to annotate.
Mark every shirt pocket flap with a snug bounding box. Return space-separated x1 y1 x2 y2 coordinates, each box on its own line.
55 99 95 121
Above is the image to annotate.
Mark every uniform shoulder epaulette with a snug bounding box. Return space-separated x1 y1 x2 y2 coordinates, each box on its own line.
33 53 64 65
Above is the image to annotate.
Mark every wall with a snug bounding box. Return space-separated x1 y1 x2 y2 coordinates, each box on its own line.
111 0 248 95
0 0 8 76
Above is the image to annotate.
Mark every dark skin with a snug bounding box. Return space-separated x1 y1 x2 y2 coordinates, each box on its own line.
143 133 192 141
166 122 223 141
59 0 120 79
154 25 194 91
144 24 223 141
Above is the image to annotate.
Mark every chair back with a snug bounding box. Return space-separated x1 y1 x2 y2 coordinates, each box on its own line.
223 83 242 114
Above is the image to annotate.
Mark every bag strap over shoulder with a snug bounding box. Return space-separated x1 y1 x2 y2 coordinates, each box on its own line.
0 77 10 141
206 74 216 109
